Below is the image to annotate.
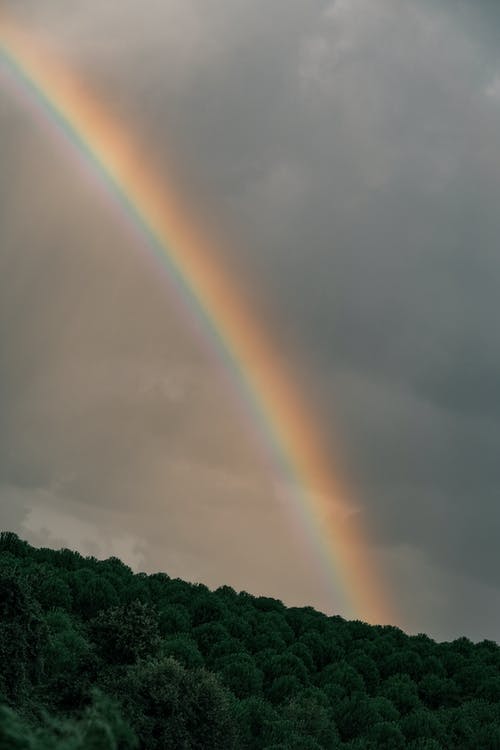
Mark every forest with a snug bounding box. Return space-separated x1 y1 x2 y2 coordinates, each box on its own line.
1 531 500 749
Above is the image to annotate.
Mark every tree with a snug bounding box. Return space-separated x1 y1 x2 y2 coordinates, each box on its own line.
0 705 35 749
407 740 443 750
299 631 332 669
267 676 303 705
207 636 246 666
318 661 365 695
0 691 137 750
160 636 204 669
368 721 406 749
90 600 161 665
381 649 423 681
399 708 445 745
475 722 500 750
287 642 314 672
445 701 500 750
381 674 420 714
477 675 500 703
256 612 294 647
372 696 399 723
108 657 238 749
69 570 118 620
158 604 191 636
30 565 73 611
216 653 263 699
349 651 380 695
191 595 226 627
419 673 459 709
0 574 47 703
225 615 252 642
73 690 137 749
332 695 379 742
42 609 96 710
193 622 230 658
0 532 29 558
235 696 277 749
262 653 309 689
283 688 339 747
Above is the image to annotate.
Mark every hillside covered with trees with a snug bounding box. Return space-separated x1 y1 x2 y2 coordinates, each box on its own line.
1 532 500 749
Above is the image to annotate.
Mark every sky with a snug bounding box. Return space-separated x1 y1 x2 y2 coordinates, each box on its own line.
2 0 500 642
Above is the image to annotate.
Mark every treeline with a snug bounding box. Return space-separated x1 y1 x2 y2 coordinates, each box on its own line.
1 532 500 748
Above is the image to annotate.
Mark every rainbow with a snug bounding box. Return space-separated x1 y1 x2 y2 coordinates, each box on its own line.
0 14 394 625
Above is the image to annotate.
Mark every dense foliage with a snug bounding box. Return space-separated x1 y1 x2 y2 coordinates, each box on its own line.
1 532 500 748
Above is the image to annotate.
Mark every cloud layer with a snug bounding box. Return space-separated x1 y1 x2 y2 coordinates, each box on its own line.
3 0 500 640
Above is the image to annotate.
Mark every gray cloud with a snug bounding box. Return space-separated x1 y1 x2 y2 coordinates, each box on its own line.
3 0 500 639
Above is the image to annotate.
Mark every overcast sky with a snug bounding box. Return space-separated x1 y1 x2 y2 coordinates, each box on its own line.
2 0 500 642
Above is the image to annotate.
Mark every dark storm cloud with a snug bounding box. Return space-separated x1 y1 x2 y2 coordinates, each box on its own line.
3 0 500 638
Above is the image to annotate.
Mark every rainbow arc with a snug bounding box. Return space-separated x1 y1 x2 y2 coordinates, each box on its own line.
0 13 394 625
